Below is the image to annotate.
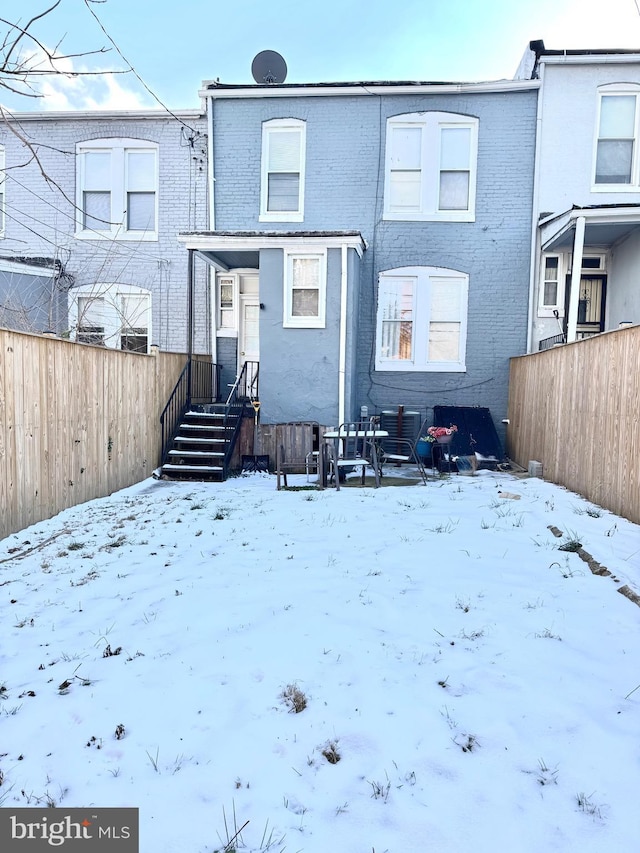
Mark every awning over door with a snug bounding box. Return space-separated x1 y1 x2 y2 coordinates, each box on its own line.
178 230 366 269
540 204 640 252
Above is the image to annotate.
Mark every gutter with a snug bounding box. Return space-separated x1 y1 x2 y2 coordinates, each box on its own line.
200 80 539 100
9 109 204 121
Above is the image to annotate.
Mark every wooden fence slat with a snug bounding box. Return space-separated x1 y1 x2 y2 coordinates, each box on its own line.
0 329 188 541
508 326 640 525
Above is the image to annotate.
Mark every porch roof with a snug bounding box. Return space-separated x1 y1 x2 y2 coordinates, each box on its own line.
178 230 366 270
540 204 640 251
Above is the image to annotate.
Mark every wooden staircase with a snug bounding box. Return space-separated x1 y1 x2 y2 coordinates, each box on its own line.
161 403 243 481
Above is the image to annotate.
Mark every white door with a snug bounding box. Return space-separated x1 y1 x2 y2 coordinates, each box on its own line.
239 294 259 395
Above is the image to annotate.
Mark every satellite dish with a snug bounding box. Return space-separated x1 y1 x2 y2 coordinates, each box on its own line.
251 50 287 85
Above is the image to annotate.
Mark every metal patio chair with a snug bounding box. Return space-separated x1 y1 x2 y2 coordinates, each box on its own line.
379 416 429 484
323 420 387 490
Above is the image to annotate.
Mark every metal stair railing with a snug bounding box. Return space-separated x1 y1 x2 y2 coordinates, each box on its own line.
538 333 566 351
160 362 190 466
160 356 220 465
221 361 259 478
226 360 259 406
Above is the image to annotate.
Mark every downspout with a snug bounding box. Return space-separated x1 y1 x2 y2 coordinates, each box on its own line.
338 244 348 425
526 71 543 354
207 95 215 229
207 95 218 367
567 215 586 342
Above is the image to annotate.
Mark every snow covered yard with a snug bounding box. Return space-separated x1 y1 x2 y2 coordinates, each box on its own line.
1 470 639 853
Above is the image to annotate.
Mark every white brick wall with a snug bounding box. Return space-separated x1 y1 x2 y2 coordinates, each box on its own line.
0 112 208 352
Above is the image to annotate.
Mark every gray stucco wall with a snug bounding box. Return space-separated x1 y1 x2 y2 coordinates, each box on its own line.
212 90 537 434
0 268 66 333
258 247 343 425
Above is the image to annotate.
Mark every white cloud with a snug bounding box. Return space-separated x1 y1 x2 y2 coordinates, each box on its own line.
5 46 154 112
38 69 153 111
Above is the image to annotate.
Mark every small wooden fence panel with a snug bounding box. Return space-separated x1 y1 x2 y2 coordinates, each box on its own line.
507 326 640 524
0 328 188 540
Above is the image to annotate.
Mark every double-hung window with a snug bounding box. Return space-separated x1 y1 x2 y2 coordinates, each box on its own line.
538 255 563 316
384 112 478 221
376 266 468 371
217 275 236 333
77 139 158 240
260 119 306 222
594 86 640 188
73 284 151 352
0 145 5 236
283 251 326 328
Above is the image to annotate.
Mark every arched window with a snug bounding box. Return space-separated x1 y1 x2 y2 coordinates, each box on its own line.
71 283 152 353
376 266 468 372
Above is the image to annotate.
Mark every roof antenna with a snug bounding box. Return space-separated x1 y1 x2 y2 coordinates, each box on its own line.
251 50 287 84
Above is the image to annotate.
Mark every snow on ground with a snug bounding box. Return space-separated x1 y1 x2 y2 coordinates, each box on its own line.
1 469 639 853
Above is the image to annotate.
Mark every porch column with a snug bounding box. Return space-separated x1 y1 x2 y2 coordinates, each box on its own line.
187 248 195 404
567 215 586 343
187 248 195 359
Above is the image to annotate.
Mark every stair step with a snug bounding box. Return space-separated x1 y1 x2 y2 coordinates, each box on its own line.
178 423 235 432
168 450 224 458
162 463 223 473
173 436 225 445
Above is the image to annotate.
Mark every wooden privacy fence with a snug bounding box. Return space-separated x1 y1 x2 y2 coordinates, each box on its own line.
0 328 188 541
507 326 640 524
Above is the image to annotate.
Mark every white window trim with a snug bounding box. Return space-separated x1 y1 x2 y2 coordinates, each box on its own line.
69 282 152 353
0 144 5 237
75 138 159 241
375 267 469 373
216 272 239 338
283 250 326 329
383 112 478 222
538 253 565 318
567 252 607 275
592 84 640 192
260 118 306 223
375 265 468 372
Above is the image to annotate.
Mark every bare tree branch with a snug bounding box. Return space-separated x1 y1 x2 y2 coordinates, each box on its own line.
0 104 85 218
0 1 125 100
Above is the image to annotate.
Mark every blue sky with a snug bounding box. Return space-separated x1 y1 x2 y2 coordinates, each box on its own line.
4 0 640 110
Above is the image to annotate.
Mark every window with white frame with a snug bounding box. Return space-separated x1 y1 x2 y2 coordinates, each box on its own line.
594 87 640 188
218 275 236 333
538 255 562 315
283 251 326 328
73 284 151 352
376 266 468 371
384 112 478 221
260 119 306 222
0 144 5 236
76 139 158 239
